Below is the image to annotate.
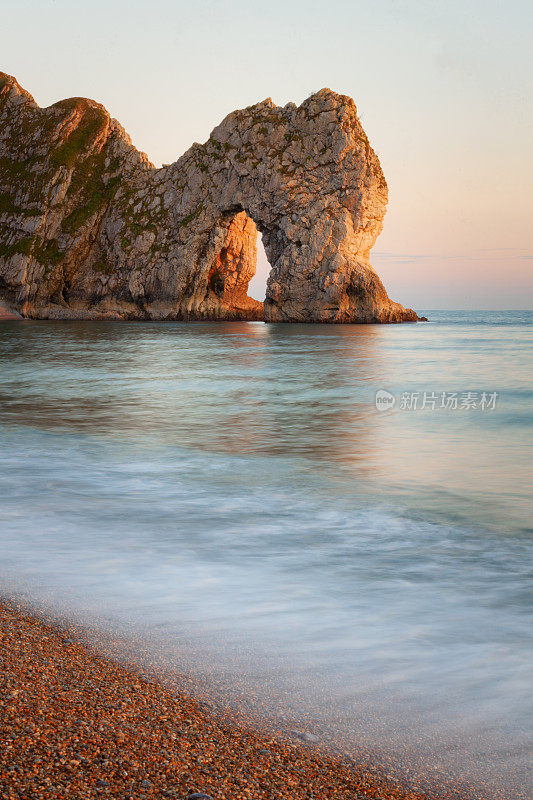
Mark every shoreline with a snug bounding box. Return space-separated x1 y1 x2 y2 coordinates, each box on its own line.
0 597 433 800
0 297 425 323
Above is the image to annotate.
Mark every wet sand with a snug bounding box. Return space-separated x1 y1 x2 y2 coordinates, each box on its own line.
0 598 434 800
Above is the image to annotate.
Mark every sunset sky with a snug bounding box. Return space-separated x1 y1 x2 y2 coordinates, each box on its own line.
3 0 531 308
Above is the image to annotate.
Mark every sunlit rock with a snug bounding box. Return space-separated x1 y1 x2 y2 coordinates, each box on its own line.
0 73 417 322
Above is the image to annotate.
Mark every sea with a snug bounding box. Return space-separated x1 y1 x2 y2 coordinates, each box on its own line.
0 310 531 798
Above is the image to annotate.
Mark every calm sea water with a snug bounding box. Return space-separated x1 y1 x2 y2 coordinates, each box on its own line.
0 311 531 797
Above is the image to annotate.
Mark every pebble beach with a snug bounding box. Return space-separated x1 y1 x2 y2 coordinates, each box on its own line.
0 599 431 800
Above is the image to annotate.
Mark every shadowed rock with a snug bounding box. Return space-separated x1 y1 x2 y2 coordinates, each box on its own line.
0 300 21 319
0 72 418 322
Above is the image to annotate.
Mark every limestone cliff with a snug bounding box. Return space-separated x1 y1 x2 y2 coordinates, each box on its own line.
0 72 417 322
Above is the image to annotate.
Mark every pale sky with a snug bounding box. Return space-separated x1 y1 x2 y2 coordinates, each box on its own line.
2 0 532 309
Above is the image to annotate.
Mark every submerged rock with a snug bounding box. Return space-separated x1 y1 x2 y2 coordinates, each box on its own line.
0 72 418 323
291 729 320 743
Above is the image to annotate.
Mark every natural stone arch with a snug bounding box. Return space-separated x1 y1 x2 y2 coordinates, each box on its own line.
186 209 262 320
0 73 417 322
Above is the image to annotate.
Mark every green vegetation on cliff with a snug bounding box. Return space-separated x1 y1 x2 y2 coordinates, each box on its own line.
50 108 107 169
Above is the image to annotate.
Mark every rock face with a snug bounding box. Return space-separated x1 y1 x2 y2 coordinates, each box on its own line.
0 300 20 319
0 72 417 322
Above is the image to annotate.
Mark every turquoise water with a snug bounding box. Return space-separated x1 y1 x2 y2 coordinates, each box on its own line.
0 311 531 797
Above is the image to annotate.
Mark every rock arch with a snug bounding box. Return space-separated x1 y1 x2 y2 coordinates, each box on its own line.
0 73 417 322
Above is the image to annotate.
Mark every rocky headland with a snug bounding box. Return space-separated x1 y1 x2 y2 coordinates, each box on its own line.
0 72 418 322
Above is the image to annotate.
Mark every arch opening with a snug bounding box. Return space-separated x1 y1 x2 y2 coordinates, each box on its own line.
202 209 277 321
247 235 270 303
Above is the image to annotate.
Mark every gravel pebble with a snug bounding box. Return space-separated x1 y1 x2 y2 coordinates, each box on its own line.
0 598 443 800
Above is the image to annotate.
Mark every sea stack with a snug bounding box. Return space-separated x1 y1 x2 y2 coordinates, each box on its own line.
0 73 417 322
